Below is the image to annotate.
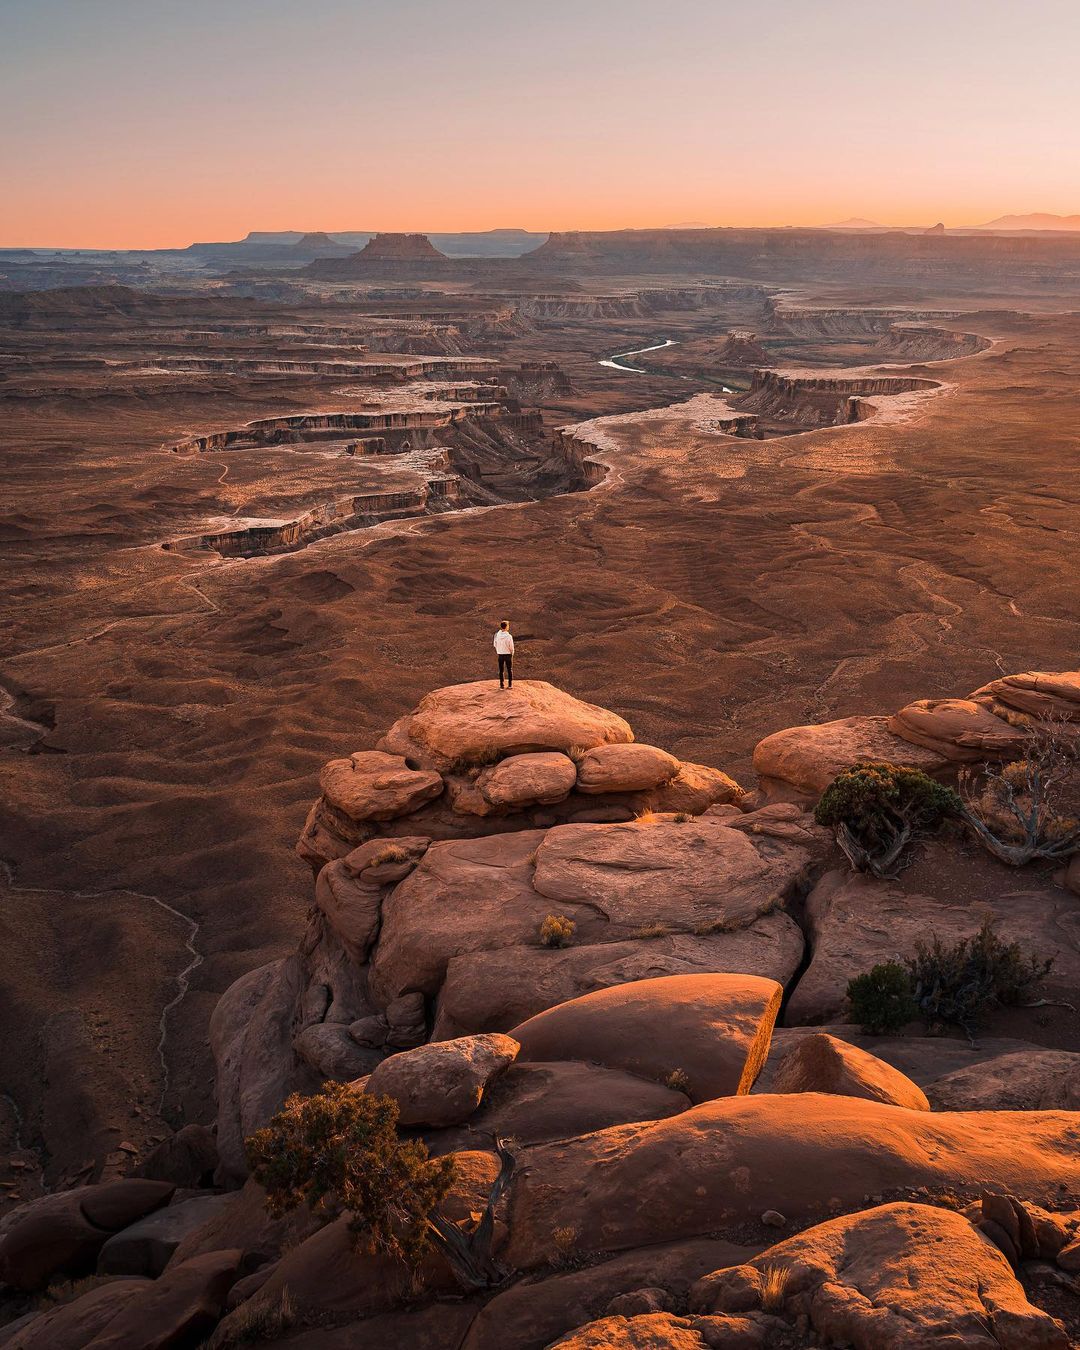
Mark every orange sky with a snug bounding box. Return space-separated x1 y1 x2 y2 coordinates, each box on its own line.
4 0 1079 248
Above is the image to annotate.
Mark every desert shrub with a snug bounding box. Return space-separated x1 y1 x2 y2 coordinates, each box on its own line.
815 761 961 877
665 1068 691 1094
846 961 918 1034
907 918 1052 1038
365 842 410 868
847 922 1052 1039
634 923 670 939
673 812 692 823
759 1264 790 1313
245 1083 454 1271
960 726 1080 865
539 913 575 948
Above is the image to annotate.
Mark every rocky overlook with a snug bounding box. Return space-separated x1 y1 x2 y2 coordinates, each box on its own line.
5 670 1076 1346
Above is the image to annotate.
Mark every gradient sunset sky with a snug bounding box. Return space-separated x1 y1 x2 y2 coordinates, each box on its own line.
4 0 1079 248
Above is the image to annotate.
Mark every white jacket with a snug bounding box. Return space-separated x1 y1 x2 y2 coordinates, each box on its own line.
494 630 514 655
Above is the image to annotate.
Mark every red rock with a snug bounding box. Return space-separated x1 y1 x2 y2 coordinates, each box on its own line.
315 836 430 964
752 715 948 797
575 743 680 794
971 670 1080 724
379 680 633 773
549 1312 778 1349
768 1032 930 1110
432 917 803 1040
926 1051 1080 1111
83 1248 244 1349
319 750 443 821
511 973 783 1103
502 1096 1080 1269
1 1279 152 1350
0 1179 175 1290
97 1193 233 1277
444 1060 689 1146
690 1202 1067 1349
460 1237 761 1350
363 1033 520 1126
477 751 578 809
887 697 1026 761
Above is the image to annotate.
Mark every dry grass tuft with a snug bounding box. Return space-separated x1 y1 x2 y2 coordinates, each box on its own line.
759 1263 790 1313
633 923 670 940
665 1068 691 1094
539 914 575 948
207 1288 295 1348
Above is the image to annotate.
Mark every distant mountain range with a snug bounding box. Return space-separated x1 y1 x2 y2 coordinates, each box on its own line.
975 213 1080 232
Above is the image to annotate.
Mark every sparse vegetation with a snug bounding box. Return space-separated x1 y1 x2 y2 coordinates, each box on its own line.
539 913 575 947
848 921 1052 1039
759 1263 791 1313
847 961 919 1035
245 1083 455 1271
907 918 1052 1038
634 923 670 939
207 1289 295 1348
673 811 692 823
665 1068 691 1094
365 842 411 868
960 725 1080 865
693 915 735 936
550 1224 584 1270
815 761 961 878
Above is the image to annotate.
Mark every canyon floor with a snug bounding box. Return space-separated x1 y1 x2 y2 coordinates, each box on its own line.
1 244 1080 1345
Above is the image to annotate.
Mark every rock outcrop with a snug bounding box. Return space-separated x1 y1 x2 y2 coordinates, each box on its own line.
299 681 742 867
690 1202 1068 1348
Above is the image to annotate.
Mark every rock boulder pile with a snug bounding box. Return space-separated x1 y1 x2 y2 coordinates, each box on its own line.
5 670 1079 1347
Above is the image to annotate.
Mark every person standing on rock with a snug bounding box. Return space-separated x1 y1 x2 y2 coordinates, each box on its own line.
494 621 514 688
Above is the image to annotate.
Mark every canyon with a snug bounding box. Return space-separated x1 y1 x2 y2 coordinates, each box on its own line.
1 230 1080 1347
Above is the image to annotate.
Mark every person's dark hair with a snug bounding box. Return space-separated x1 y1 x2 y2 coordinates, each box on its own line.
500 620 509 629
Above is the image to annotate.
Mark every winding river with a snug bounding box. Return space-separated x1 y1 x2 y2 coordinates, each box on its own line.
599 338 677 372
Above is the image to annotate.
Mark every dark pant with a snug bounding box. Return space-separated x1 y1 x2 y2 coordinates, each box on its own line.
498 653 513 686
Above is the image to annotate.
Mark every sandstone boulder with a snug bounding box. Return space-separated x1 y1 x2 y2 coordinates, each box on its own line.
1 1279 152 1350
363 1033 520 1126
293 1022 381 1081
768 1032 930 1110
432 918 804 1040
511 973 783 1102
379 680 633 772
971 670 1080 724
647 761 744 814
926 1050 1080 1111
887 697 1026 761
166 1176 320 1270
97 1193 232 1277
314 836 430 964
476 751 578 809
575 743 680 794
690 1202 1067 1349
752 715 948 797
132 1124 218 1189
319 750 443 821
0 1178 175 1290
371 818 809 1014
501 1095 1080 1269
209 955 308 1184
755 1027 1042 1094
461 1238 761 1350
549 1312 783 1349
81 1248 244 1350
439 1060 689 1148
784 869 1079 1026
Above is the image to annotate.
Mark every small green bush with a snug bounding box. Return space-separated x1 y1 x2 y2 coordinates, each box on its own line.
846 961 918 1034
539 914 575 948
815 761 961 877
665 1068 691 1094
245 1083 454 1271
